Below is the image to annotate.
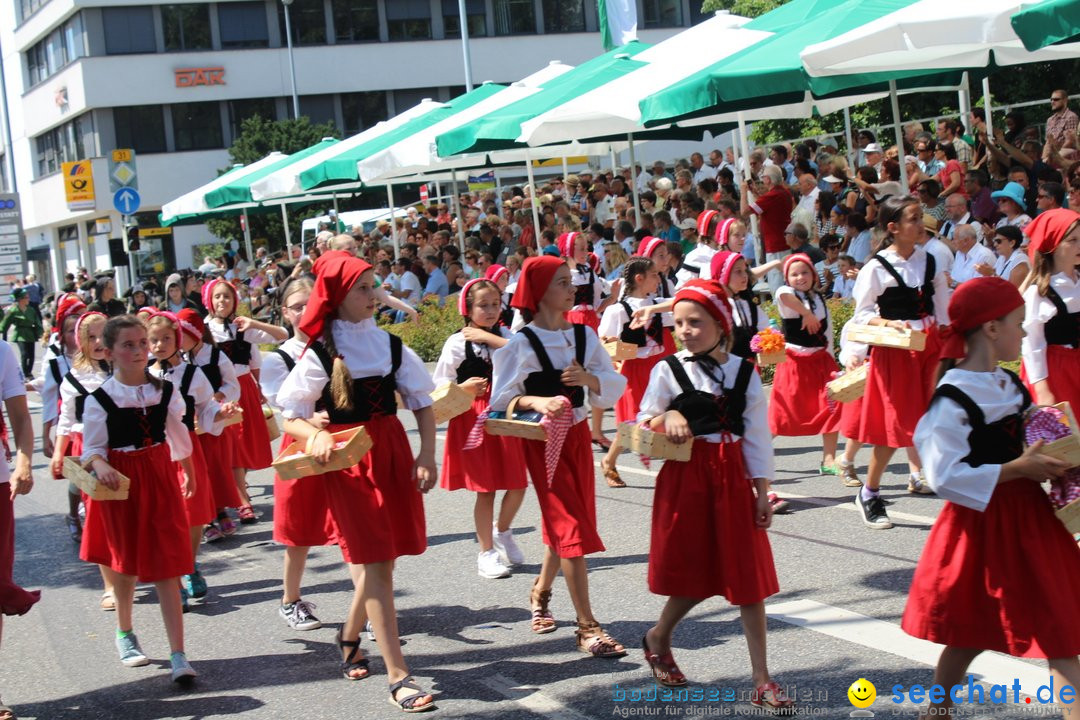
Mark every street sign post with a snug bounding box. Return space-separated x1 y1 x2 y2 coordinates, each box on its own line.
0 195 28 299
113 188 141 215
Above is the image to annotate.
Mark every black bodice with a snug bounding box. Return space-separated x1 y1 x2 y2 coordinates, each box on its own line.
664 355 754 437
929 370 1030 467
311 335 402 423
91 382 173 449
520 325 587 409
873 253 936 321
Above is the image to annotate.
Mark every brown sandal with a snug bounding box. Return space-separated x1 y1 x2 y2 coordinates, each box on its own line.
642 635 687 686
602 465 626 488
575 620 627 658
530 579 556 634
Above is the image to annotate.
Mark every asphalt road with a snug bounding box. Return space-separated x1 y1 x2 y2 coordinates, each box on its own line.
2 372 1065 720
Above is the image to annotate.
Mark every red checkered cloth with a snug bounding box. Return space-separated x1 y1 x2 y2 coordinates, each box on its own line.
1024 406 1080 509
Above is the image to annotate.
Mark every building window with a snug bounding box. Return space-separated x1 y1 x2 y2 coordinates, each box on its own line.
103 6 157 54
218 2 269 48
278 0 327 46
642 0 682 27
688 2 710 24
341 91 387 135
443 0 486 38
228 98 278 139
25 13 85 87
493 0 534 35
299 95 336 127
114 106 167 154
34 113 95 178
332 0 379 42
162 4 211 51
17 0 47 23
393 87 438 115
543 0 585 33
386 0 432 41
172 102 223 151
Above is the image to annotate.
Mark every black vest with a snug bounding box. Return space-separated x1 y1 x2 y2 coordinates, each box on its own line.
499 301 515 329
873 253 936 321
178 363 198 432
274 348 296 372
311 334 401 423
929 370 1030 467
730 296 760 360
664 355 754 438
217 328 252 366
618 301 663 348
63 372 93 423
519 325 588 409
91 382 173 449
572 266 596 307
193 347 224 393
455 333 494 384
780 291 829 348
1044 287 1080 347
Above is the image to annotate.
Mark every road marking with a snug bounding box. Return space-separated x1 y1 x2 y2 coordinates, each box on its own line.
767 599 1048 694
480 673 595 720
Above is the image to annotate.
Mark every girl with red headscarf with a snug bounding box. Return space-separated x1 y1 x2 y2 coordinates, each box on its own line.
489 255 629 659
905 277 1080 716
278 251 438 713
1019 207 1080 412
635 279 792 710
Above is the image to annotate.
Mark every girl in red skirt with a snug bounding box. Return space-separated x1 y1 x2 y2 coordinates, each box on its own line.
202 277 287 522
177 309 243 542
850 195 950 530
770 253 842 473
490 255 629 659
259 276 335 632
637 236 678 355
636 279 792 710
434 278 527 580
279 251 438 713
710 251 769 362
1020 208 1080 411
147 311 238 608
597 256 663 488
484 264 515 329
80 315 199 684
905 277 1080 715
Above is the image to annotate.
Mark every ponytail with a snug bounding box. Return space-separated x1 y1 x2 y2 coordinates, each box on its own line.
321 325 354 411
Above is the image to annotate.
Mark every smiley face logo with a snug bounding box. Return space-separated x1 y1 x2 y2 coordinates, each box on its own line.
848 678 876 709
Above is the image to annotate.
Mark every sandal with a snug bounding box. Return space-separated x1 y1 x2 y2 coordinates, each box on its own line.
387 677 435 713
335 629 370 680
591 436 612 450
641 635 687 687
602 465 626 488
575 620 627 658
750 681 794 712
100 591 116 612
0 698 13 720
529 579 556 635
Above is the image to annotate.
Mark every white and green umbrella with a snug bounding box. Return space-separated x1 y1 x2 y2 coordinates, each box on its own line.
1011 0 1080 50
160 153 288 226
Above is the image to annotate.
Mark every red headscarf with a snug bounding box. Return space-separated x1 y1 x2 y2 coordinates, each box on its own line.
53 293 86 335
485 264 509 284
458 278 486 317
300 250 373 350
510 256 565 314
177 308 205 344
710 250 743 287
939 277 1025 359
1023 207 1080 262
74 311 107 352
696 210 719 237
557 232 581 258
674 279 732 336
202 277 239 318
638 236 666 259
715 218 737 247
149 310 181 351
782 253 816 282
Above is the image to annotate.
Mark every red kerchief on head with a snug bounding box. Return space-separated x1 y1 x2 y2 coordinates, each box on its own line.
782 253 815 282
201 277 239 315
300 250 373 349
939 277 1024 359
696 210 718 237
557 232 580 258
177 308 205 343
1023 207 1080 262
674 279 732 336
715 218 736 246
510 256 565 314
710 250 741 287
458 278 485 317
638 236 666 259
485 264 509 283
54 293 86 335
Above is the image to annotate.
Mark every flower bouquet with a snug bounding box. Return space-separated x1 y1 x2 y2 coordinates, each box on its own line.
750 328 787 366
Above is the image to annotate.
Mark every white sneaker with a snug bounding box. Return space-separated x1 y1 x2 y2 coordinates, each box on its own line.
477 548 511 579
492 525 525 566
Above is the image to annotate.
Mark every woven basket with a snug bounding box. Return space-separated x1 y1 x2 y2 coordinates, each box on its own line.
604 340 638 362
826 364 869 403
616 423 692 461
756 350 787 366
264 405 281 442
272 426 372 480
194 408 243 435
431 382 474 424
846 323 927 351
63 457 130 500
485 397 547 441
1032 402 1080 468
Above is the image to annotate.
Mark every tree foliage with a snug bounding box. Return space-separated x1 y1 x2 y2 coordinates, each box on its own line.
701 0 786 17
205 115 340 254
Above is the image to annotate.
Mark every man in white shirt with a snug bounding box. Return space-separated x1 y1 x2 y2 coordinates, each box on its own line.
691 152 715 186
794 174 820 217
615 220 636 256
591 184 616 228
391 258 422 309
948 224 996 286
939 195 983 244
919 215 955 277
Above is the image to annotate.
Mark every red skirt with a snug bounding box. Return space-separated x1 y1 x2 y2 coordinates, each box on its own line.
661 327 677 356
521 420 604 558
1021 344 1080 412
80 443 194 582
273 434 336 547
441 394 527 492
902 480 1080 658
54 430 82 481
197 429 241 510
565 308 600 331
840 395 863 440
649 439 778 603
768 349 842 437
180 429 216 528
232 372 273 470
856 325 942 448
615 354 661 424
322 417 427 565
0 486 40 616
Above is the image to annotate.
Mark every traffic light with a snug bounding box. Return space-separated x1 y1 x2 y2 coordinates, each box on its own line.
125 226 140 253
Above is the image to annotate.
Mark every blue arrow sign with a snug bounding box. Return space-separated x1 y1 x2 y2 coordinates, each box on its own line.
113 188 141 215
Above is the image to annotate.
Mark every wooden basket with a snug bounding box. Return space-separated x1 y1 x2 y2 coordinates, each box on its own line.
616 423 692 462
846 323 927 351
604 340 638 362
1031 402 1080 468
756 350 787 366
264 405 281 442
194 408 244 435
826 364 869 403
431 382 474 425
272 426 372 480
485 398 547 441
62 457 130 501
1058 498 1080 535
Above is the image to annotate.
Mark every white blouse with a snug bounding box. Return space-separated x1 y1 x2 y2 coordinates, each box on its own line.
636 351 773 480
852 245 951 331
38 349 74 425
432 326 507 387
597 296 663 360
56 365 110 437
914 368 1024 512
648 276 677 327
207 318 278 374
1021 271 1080 384
278 318 434 420
569 263 606 309
149 359 224 436
259 336 305 411
730 296 769 336
80 377 193 463
186 343 241 404
775 286 833 353
994 249 1029 280
490 323 627 426
676 244 718 287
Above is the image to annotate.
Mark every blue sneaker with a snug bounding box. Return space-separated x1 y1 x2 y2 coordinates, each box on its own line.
183 567 207 599
116 632 149 667
170 651 197 685
180 587 190 614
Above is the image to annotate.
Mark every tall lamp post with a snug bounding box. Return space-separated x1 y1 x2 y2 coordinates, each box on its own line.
458 0 473 92
281 0 300 119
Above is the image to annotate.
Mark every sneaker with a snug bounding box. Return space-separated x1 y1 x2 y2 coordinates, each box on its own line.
767 492 791 514
237 504 257 524
218 516 238 536
115 632 149 667
65 514 82 544
492 525 525 566
907 472 935 495
279 600 323 631
183 567 207 599
855 492 893 530
202 524 225 544
170 651 197 685
819 463 839 476
364 620 376 642
78 500 86 524
839 461 863 488
477 548 511 579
